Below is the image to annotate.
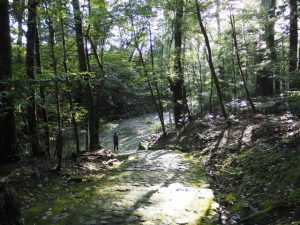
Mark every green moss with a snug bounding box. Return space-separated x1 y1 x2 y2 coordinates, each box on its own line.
260 199 276 209
183 152 193 159
22 164 128 225
230 201 246 212
240 205 275 223
23 204 50 224
287 188 300 202
223 192 235 203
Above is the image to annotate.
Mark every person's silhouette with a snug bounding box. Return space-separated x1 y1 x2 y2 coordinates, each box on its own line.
113 132 119 151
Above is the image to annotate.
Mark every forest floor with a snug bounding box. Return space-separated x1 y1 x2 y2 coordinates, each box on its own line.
2 96 300 225
153 96 300 225
1 149 219 225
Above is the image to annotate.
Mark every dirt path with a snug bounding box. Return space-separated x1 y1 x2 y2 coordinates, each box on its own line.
99 112 170 152
29 150 218 225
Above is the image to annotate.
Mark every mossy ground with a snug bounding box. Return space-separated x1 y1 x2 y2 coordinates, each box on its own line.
2 148 219 225
152 97 300 224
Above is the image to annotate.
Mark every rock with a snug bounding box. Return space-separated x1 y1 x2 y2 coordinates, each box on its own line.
125 216 138 223
41 216 47 220
138 141 149 150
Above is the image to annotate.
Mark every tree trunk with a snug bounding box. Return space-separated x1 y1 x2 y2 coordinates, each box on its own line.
215 0 221 34
171 0 189 128
0 0 18 163
71 0 97 150
256 0 276 96
12 0 25 63
26 0 42 156
87 36 108 147
289 0 298 89
60 18 80 154
231 42 237 99
195 0 228 121
267 0 279 94
85 37 99 150
149 24 166 136
35 26 50 155
45 4 64 170
230 13 256 112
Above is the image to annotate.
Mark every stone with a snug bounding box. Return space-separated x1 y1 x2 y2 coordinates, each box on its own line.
125 216 138 223
42 216 48 220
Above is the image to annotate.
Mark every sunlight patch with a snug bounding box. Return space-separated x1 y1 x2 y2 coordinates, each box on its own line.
134 182 217 224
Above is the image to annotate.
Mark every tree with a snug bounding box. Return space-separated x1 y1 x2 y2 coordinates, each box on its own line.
35 26 50 155
230 12 256 112
71 0 98 150
26 0 43 156
60 17 80 155
256 0 277 96
195 0 228 121
12 0 25 63
0 0 18 163
170 0 190 128
44 3 64 170
130 16 167 136
289 0 298 88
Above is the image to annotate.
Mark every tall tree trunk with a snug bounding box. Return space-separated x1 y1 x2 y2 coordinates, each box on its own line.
86 36 107 147
149 24 166 136
130 17 167 136
215 0 221 34
195 0 228 121
60 18 80 154
267 0 279 94
289 0 298 89
35 26 50 155
12 0 25 63
230 13 256 112
84 37 99 149
45 5 64 170
171 0 189 128
71 0 97 150
231 40 237 99
257 0 276 96
0 0 18 163
26 0 42 156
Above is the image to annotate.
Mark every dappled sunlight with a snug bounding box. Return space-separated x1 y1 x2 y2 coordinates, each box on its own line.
52 150 219 224
81 162 100 171
241 125 255 145
135 182 218 224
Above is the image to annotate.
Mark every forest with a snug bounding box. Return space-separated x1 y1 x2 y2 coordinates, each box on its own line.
1 0 300 224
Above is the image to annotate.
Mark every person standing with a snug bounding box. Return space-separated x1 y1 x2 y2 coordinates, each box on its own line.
113 132 119 151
